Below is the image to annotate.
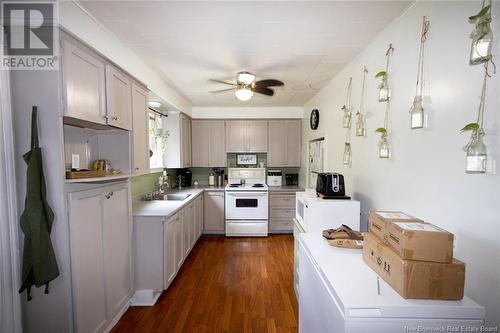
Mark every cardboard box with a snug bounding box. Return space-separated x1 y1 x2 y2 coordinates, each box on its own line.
368 211 423 242
363 233 465 300
386 221 454 263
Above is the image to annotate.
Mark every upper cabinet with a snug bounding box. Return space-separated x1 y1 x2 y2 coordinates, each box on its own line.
131 84 150 174
192 120 226 167
62 38 134 131
105 66 132 130
268 120 302 167
163 112 192 169
62 39 106 125
226 120 268 153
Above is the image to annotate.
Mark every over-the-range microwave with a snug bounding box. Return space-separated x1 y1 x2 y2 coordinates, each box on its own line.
295 191 361 232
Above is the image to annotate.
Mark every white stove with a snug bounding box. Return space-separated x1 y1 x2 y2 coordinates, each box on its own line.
225 168 269 237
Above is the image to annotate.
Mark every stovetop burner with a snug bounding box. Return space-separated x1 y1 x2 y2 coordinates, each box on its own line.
252 183 264 187
229 184 240 187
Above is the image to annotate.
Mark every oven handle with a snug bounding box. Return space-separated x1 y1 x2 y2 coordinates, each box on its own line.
226 191 268 197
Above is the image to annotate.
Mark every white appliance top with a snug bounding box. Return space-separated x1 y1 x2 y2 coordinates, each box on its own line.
299 233 485 319
227 168 267 191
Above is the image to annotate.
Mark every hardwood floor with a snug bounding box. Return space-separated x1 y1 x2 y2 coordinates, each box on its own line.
113 235 298 333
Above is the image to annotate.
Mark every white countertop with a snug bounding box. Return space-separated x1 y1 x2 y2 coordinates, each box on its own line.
299 233 485 319
133 188 205 218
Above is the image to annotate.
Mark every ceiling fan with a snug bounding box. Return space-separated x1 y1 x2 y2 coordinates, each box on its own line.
209 71 284 101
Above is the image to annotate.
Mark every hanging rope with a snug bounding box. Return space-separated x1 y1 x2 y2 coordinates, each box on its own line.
359 67 368 115
385 44 394 73
415 16 430 96
345 77 353 108
345 77 353 142
383 44 394 131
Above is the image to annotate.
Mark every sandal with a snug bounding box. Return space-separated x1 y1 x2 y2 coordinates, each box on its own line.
322 225 364 241
328 238 363 249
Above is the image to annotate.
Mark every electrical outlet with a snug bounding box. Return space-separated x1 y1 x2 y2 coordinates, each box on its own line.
71 154 80 170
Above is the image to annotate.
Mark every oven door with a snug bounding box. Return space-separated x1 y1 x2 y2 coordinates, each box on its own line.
225 191 269 220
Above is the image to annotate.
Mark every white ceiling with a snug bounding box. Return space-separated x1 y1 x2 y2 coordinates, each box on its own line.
80 1 413 107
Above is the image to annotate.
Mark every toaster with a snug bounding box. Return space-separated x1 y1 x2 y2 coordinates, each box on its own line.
316 173 350 199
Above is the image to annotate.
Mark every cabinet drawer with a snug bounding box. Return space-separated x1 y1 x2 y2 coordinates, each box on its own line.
270 207 295 219
269 219 293 231
270 194 295 208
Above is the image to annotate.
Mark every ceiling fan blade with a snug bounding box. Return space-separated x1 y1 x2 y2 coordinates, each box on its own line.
251 86 274 96
254 79 284 87
208 78 236 86
209 88 235 93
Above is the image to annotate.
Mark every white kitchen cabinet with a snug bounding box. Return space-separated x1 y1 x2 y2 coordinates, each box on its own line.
163 112 192 168
131 83 150 174
204 191 225 233
62 39 106 126
102 187 132 319
268 120 301 167
183 203 192 256
68 182 132 333
269 191 299 233
163 214 177 289
105 65 132 130
174 210 184 271
226 120 268 153
192 120 226 167
68 190 107 333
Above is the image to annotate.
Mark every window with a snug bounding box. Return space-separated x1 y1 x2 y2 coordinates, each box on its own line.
149 111 167 169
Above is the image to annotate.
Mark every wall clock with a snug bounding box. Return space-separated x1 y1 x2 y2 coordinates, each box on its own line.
310 109 319 130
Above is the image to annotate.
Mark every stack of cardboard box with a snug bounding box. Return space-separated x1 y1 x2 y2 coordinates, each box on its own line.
363 211 465 300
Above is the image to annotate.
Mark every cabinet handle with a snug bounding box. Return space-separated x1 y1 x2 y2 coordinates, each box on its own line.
103 115 109 120
105 191 114 199
112 116 118 120
135 167 139 171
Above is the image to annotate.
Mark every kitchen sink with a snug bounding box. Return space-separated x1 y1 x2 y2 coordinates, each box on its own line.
162 193 192 201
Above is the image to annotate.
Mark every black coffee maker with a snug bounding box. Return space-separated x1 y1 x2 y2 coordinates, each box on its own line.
316 173 350 199
177 169 192 187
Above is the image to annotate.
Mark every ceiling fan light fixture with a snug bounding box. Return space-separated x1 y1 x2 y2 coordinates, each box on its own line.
237 71 256 85
148 101 162 108
235 86 254 101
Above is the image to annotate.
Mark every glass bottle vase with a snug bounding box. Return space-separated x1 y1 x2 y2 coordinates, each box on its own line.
342 107 352 128
378 135 389 159
355 112 365 136
343 143 351 166
410 95 424 129
378 79 390 102
470 25 493 65
465 129 487 174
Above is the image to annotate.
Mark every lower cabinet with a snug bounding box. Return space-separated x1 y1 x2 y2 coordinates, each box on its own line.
203 191 225 233
68 182 132 333
133 193 204 294
269 191 299 233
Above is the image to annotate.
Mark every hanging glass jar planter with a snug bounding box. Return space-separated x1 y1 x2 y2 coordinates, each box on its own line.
410 95 424 129
343 142 352 166
469 3 492 65
342 106 352 128
410 16 430 130
355 112 365 136
377 74 390 102
378 134 389 159
465 129 487 173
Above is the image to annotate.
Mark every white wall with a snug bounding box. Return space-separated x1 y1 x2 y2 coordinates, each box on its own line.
59 1 192 114
301 1 500 325
192 106 303 119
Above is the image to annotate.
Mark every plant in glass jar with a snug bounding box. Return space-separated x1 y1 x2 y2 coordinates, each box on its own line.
375 128 389 159
469 2 492 65
355 67 368 137
375 44 394 102
410 16 430 130
343 142 352 166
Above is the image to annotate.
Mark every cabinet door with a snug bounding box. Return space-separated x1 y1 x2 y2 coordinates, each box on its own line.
286 120 302 167
226 120 248 152
191 120 210 167
102 187 132 318
68 191 107 333
268 120 287 166
204 192 225 232
62 40 106 125
209 120 227 167
164 216 177 289
174 211 184 270
106 66 132 130
183 205 191 256
132 84 150 173
189 203 197 249
197 196 204 238
181 115 192 167
248 120 268 152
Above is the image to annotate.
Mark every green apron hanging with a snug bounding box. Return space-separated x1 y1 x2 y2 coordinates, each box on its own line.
19 106 59 301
